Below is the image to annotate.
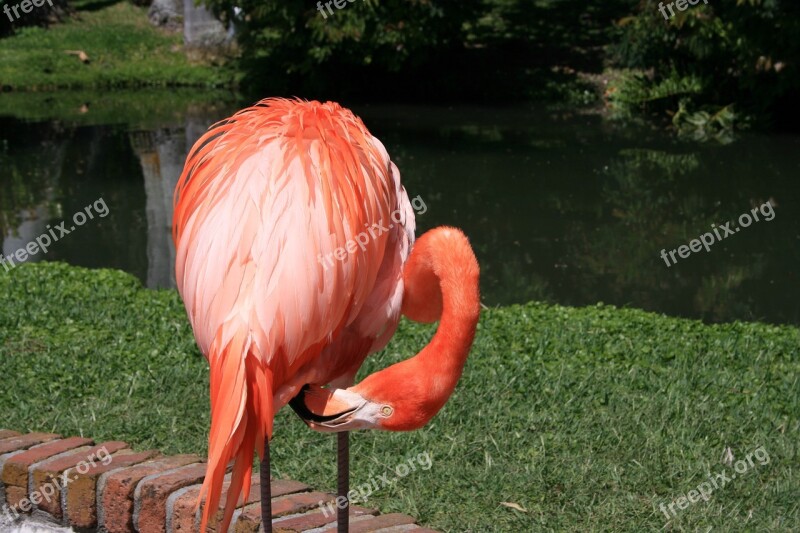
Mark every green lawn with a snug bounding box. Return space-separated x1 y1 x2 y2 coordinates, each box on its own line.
0 262 797 531
0 1 236 90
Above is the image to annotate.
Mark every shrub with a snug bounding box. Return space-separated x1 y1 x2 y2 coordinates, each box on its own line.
609 0 800 132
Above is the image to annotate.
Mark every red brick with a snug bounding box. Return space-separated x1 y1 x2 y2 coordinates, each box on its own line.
307 513 381 531
0 433 60 454
170 470 296 533
4 485 29 512
135 462 209 533
369 526 424 532
236 491 335 532
234 505 262 533
101 455 203 533
66 449 159 529
0 429 20 440
258 479 309 501
347 513 418 532
170 483 203 532
174 474 266 533
314 513 416 533
2 437 94 487
31 442 128 519
273 505 377 532
175 475 236 533
273 490 336 517
205 478 309 532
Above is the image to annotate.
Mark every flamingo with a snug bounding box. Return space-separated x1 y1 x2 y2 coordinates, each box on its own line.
172 98 480 533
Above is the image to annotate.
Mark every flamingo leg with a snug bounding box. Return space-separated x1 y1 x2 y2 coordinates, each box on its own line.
337 431 349 533
261 439 272 533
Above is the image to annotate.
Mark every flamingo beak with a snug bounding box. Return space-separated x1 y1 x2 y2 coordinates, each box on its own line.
288 385 391 431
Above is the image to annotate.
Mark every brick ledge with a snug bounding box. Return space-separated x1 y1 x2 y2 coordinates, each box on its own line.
0 429 437 533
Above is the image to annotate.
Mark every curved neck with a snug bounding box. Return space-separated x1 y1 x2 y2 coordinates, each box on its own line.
353 227 481 430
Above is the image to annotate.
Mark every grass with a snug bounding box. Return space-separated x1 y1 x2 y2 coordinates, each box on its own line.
0 262 798 531
0 88 242 128
0 1 237 90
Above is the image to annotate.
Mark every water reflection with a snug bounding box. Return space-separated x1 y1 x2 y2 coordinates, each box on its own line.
130 128 184 288
0 94 798 325
0 97 238 287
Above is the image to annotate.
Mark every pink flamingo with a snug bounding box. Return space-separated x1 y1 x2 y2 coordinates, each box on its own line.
172 98 480 533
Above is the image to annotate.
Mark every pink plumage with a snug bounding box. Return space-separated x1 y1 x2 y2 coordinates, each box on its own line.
173 98 414 532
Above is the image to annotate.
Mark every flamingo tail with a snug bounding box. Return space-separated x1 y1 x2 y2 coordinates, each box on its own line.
198 324 274 533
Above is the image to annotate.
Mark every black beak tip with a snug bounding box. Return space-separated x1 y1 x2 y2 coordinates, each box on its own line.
288 384 347 424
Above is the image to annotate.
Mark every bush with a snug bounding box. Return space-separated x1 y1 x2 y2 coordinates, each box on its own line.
198 0 504 98
609 0 800 132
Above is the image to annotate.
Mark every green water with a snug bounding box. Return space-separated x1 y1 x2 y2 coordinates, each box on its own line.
1 90 798 324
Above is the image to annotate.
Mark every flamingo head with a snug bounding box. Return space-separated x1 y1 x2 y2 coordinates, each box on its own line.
289 384 395 431
289 228 481 433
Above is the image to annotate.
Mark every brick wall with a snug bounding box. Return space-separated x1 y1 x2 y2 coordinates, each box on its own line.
0 430 436 533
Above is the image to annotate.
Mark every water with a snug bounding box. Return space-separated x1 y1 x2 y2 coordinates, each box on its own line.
1 90 798 325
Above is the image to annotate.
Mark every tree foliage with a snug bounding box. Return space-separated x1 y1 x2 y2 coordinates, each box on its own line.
203 0 486 96
609 0 800 130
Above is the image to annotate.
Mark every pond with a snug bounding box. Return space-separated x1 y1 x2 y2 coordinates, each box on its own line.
1 90 798 325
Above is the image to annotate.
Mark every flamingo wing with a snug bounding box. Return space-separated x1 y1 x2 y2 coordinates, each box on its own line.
280 160 416 399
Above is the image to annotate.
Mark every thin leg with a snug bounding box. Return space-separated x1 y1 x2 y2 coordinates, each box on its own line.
337 431 349 533
261 439 272 533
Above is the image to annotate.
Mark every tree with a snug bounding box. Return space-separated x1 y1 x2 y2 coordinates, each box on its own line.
199 0 484 96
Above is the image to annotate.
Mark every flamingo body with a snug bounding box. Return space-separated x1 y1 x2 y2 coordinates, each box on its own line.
174 99 414 531
173 98 480 533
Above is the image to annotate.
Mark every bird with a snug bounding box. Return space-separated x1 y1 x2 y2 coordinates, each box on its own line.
172 98 480 533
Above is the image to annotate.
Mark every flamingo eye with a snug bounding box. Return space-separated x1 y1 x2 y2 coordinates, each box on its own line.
381 405 394 417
